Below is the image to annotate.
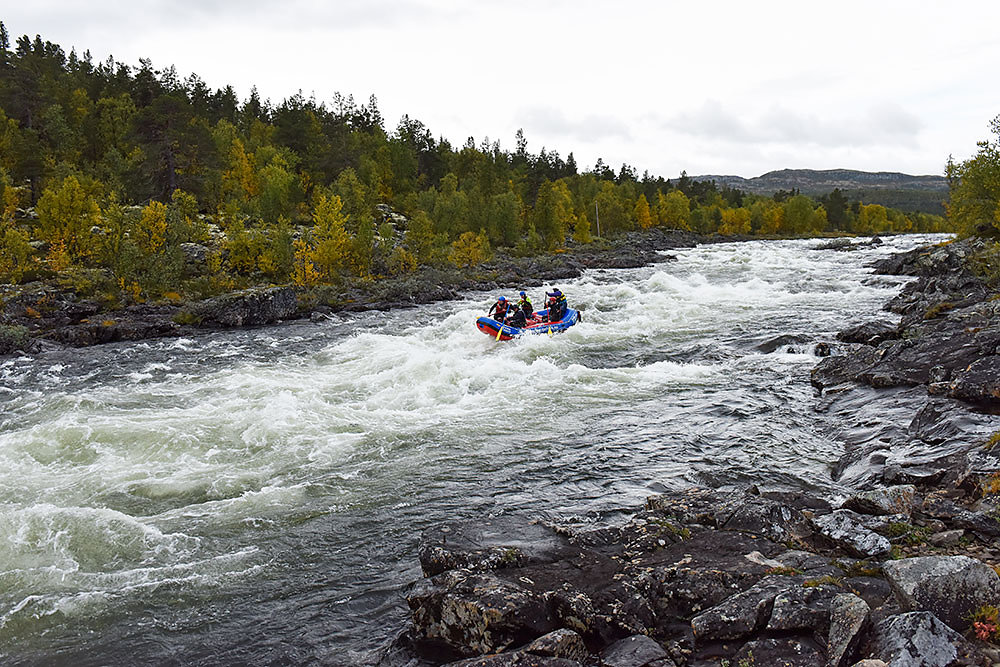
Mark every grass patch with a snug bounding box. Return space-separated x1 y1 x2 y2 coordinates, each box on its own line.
923 301 955 319
172 310 202 326
833 560 882 578
803 575 843 588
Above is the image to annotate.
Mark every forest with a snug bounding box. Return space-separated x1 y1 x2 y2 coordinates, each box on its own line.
0 24 955 306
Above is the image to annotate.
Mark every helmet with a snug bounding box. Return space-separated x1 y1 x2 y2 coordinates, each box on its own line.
497 296 506 302
519 291 526 297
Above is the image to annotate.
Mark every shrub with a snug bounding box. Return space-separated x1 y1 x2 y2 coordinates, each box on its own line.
0 324 32 354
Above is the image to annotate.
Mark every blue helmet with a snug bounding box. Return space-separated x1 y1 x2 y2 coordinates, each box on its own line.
519 291 526 297
497 296 506 302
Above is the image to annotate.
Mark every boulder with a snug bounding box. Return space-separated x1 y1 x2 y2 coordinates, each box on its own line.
599 635 673 667
947 356 1000 405
811 510 891 558
523 629 589 661
190 286 297 327
882 555 1000 631
868 611 986 667
407 570 555 657
842 486 916 517
444 652 584 666
828 593 870 667
179 242 209 265
690 576 799 642
837 320 900 346
731 637 824 667
766 583 841 633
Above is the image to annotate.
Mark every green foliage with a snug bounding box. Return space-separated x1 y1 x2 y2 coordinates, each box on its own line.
0 324 32 354
947 115 1000 238
36 174 101 261
449 230 491 268
0 225 31 282
968 240 1000 287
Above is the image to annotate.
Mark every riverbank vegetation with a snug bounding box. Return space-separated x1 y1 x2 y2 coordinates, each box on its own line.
0 25 952 307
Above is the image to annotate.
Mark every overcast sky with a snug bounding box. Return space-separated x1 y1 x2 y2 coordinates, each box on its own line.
4 1 999 179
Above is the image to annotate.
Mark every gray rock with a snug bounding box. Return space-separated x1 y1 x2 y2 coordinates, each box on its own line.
927 529 964 547
850 661 888 667
731 637 824 667
444 652 584 666
842 486 916 517
869 611 984 667
882 555 1000 631
179 242 209 265
407 570 554 657
837 320 900 346
189 286 297 327
721 496 812 542
947 356 1000 405
828 593 870 667
523 628 589 661
690 576 798 642
812 510 892 558
600 634 672 667
766 583 840 633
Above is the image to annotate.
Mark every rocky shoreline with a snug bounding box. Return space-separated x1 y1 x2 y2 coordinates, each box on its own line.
380 237 1000 667
0 228 701 355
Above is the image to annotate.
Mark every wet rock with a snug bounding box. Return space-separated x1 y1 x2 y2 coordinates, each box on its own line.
189 286 296 327
599 634 673 667
837 320 900 346
882 555 1000 631
407 569 554 658
690 575 799 642
812 510 892 558
522 629 589 661
756 333 810 353
842 485 916 517
444 653 584 666
868 611 986 667
418 519 572 577
811 345 880 391
828 593 870 667
731 637 824 667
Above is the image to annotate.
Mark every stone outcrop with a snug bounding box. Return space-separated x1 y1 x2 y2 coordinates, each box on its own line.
389 479 1000 666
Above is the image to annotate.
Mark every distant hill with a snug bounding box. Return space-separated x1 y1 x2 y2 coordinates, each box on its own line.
691 169 949 215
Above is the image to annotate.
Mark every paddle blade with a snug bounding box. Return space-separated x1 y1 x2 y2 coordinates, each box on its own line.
496 323 503 341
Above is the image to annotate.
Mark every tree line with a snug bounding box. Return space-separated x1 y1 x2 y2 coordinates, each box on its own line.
0 24 952 303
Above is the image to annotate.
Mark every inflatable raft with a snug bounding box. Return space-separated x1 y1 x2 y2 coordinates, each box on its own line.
475 308 581 341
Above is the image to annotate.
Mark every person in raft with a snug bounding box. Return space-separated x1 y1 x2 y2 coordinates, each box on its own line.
545 288 567 322
516 291 534 319
488 295 513 323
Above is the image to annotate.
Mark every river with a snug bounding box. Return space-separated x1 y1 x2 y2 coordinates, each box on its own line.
0 235 944 665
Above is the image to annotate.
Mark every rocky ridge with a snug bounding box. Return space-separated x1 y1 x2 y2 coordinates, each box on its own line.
382 237 1000 667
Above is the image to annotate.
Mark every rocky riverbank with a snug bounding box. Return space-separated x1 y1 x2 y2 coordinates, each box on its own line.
0 228 701 355
380 237 1000 667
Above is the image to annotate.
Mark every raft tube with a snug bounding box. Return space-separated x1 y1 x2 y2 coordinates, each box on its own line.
475 308 581 341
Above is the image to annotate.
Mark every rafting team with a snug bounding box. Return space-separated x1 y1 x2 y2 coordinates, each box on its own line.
487 288 567 328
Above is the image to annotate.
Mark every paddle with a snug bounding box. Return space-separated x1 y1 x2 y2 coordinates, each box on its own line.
495 301 506 341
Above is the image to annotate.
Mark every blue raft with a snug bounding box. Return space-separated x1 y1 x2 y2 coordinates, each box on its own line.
475 308 581 341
